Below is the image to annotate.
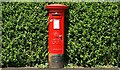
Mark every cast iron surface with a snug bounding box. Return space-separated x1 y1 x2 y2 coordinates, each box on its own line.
49 54 64 68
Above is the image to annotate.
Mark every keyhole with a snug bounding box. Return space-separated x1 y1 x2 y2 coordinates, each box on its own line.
59 35 62 40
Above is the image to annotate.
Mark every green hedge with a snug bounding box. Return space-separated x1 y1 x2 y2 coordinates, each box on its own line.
2 2 120 67
2 2 48 67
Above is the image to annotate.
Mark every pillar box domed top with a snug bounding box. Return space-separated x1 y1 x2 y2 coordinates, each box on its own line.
46 4 68 10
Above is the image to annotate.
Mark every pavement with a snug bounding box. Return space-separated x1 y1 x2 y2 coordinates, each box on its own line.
1 68 120 70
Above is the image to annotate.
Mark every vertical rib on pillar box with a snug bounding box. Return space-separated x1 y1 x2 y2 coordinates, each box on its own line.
46 4 68 68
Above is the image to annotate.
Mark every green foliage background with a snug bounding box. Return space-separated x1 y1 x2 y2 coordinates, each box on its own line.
2 2 120 67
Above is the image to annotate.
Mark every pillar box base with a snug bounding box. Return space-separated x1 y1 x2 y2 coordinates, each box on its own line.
48 53 64 68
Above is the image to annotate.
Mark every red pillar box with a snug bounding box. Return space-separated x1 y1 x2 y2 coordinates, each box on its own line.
46 4 68 68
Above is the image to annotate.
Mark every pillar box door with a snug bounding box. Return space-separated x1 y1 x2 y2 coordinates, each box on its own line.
49 14 63 54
